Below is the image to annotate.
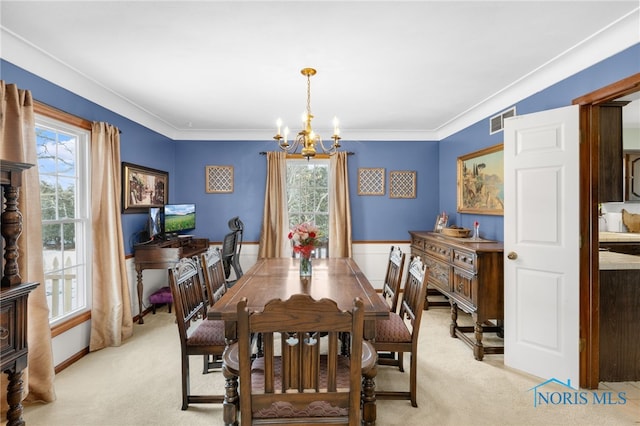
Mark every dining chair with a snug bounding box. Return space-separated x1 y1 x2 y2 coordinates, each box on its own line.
168 257 226 410
223 294 377 425
379 245 406 313
373 256 429 407
199 248 228 373
221 216 244 285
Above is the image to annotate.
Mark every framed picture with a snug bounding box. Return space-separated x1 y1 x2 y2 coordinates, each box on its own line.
389 170 416 198
457 143 504 215
358 168 385 195
122 162 168 213
206 165 234 193
433 211 448 232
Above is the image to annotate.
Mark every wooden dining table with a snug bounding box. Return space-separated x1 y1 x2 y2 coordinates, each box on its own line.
208 257 389 425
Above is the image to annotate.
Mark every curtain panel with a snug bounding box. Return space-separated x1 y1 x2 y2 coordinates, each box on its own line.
258 152 290 258
89 122 133 351
0 81 56 411
329 152 352 257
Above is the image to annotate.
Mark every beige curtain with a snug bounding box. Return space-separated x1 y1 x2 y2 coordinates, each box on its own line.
0 81 56 410
89 122 133 351
258 152 290 258
329 152 352 257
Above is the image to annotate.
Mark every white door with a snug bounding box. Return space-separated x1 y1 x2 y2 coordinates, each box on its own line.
503 105 580 387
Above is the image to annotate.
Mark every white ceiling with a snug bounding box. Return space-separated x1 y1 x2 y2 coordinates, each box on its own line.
1 1 639 141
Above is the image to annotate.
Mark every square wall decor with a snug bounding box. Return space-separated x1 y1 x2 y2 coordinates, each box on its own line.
206 165 234 193
389 170 416 198
358 168 385 195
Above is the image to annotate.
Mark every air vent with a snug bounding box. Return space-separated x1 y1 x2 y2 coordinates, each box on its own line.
489 106 516 134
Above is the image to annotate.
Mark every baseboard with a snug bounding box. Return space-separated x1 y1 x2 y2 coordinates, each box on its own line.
55 346 90 374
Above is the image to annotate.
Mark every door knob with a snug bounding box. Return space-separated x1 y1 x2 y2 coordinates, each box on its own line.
507 251 518 260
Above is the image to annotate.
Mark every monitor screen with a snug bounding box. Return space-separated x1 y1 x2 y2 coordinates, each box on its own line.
163 203 196 233
148 207 163 239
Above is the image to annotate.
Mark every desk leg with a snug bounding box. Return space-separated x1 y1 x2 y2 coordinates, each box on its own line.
136 267 144 324
362 365 377 426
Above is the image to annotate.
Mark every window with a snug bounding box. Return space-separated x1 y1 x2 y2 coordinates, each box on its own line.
36 114 91 324
286 159 329 253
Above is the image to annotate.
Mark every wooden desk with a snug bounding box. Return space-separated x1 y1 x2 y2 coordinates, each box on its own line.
133 236 208 323
208 257 388 426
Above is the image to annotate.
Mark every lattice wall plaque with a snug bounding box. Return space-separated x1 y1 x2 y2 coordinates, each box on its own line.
389 170 416 198
358 168 385 195
205 165 234 193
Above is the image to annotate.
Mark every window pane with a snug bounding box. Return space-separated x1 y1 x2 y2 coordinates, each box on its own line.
57 177 76 219
36 115 90 324
286 160 329 241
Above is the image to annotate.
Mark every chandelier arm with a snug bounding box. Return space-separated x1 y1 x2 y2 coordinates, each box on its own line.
273 67 342 159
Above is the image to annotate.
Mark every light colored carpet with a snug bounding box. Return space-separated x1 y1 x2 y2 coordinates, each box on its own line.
22 306 639 425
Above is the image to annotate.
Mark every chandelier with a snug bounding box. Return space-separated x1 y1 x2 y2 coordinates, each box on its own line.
273 68 341 160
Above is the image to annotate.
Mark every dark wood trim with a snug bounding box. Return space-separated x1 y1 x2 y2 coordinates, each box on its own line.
55 347 90 374
133 306 155 324
34 101 92 130
573 72 640 389
51 310 92 338
573 73 640 105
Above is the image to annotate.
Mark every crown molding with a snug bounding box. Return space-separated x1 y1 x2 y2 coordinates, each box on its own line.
2 7 638 142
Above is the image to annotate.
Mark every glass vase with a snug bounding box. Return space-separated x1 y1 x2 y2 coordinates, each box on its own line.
300 255 312 277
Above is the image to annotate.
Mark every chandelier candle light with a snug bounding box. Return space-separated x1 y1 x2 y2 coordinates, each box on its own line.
288 222 322 277
274 68 342 160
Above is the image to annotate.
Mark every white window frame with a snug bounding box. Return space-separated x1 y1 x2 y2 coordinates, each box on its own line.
36 114 92 326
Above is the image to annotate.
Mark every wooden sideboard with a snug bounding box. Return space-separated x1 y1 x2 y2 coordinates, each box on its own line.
1 160 39 426
133 236 209 324
409 231 504 360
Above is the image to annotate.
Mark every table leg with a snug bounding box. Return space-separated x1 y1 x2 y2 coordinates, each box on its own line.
136 267 144 324
222 366 239 426
361 365 377 426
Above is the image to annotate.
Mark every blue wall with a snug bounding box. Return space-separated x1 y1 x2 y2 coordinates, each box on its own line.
438 43 640 241
172 140 439 243
1 60 176 251
2 42 638 252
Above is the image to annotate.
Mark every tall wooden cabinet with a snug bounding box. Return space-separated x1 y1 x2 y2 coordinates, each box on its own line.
598 101 629 202
409 231 504 360
1 160 40 426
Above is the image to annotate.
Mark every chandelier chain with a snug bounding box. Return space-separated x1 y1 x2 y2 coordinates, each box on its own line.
306 73 312 118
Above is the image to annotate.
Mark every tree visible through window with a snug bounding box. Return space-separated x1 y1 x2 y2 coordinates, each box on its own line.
286 159 329 250
36 115 91 323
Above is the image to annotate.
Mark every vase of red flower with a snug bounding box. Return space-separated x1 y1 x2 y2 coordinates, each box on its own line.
288 222 321 277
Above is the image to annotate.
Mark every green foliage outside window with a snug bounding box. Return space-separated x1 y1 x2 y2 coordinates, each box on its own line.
286 161 329 240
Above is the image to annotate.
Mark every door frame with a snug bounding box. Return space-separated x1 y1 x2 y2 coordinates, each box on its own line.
573 72 640 389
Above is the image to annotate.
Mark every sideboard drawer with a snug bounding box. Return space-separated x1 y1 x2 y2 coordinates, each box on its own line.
0 301 14 355
424 239 452 262
411 235 425 253
423 256 451 294
453 249 477 273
